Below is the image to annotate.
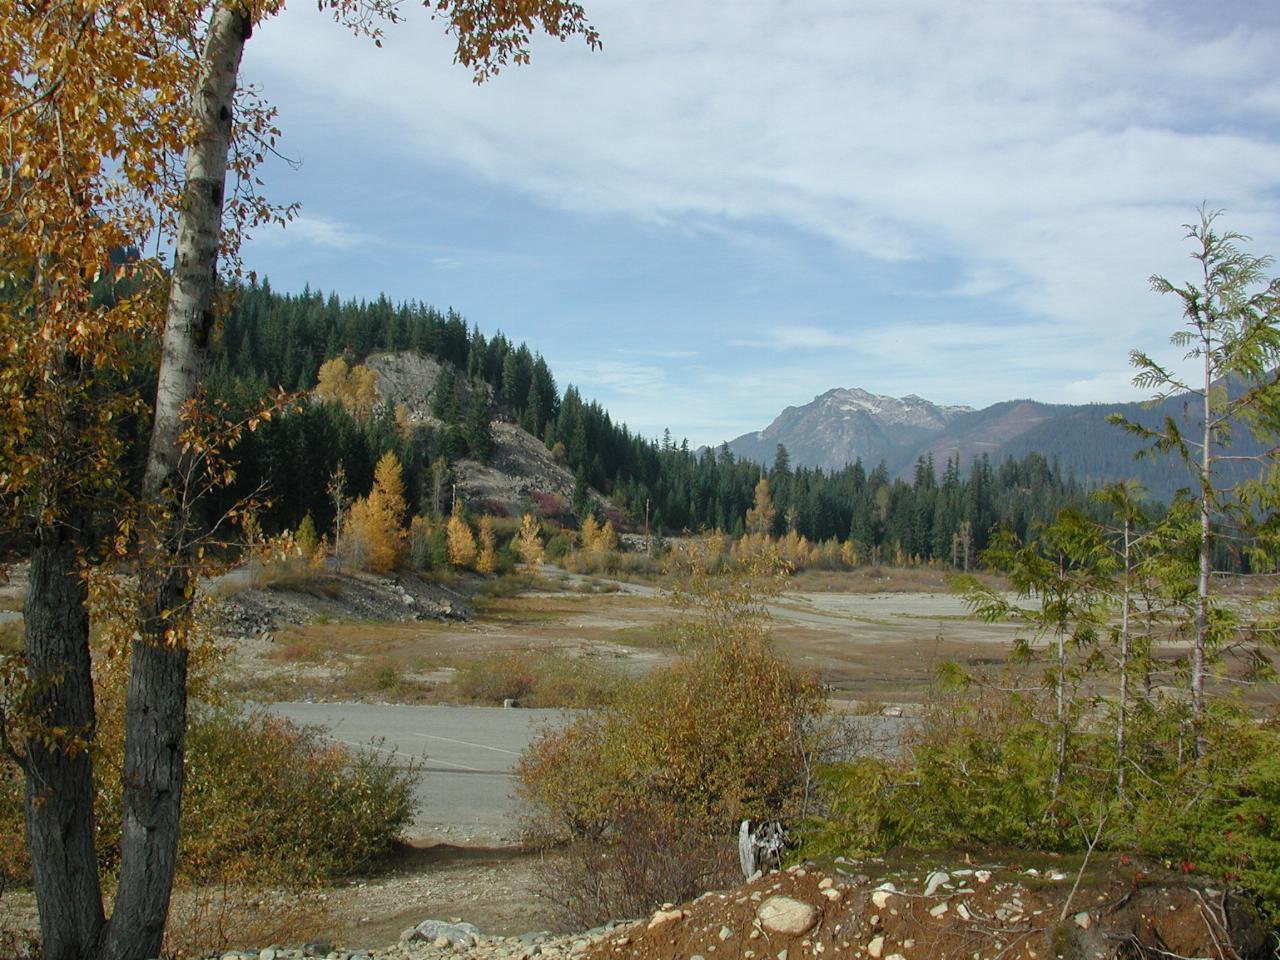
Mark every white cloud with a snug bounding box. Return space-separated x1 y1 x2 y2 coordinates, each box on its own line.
252 214 372 250
245 0 1279 320
238 0 1280 440
731 326 860 351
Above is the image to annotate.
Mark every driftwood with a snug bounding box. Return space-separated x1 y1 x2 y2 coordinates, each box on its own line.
738 820 788 878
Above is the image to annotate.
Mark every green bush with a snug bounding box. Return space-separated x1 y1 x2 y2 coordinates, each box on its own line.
798 687 1280 919
544 533 572 562
800 689 1064 859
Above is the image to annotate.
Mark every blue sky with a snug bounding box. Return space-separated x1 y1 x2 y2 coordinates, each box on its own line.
239 0 1280 449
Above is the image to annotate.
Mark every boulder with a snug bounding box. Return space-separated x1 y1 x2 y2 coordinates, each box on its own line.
756 896 819 936
412 920 481 946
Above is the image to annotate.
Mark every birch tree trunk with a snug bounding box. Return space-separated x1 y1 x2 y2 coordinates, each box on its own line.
103 7 249 958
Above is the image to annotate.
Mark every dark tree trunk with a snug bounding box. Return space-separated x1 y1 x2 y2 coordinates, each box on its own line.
22 523 105 960
102 7 249 959
101 624 189 960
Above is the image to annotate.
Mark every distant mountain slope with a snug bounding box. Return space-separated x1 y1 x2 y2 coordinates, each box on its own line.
727 385 1264 500
893 399 1066 475
727 387 973 473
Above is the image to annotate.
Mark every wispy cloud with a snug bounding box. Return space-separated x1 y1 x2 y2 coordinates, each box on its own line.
555 359 671 396
239 0 1280 445
248 1 1279 333
731 326 860 351
254 214 372 251
614 347 700 359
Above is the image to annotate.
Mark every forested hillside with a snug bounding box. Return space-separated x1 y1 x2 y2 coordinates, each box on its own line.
206 281 1105 562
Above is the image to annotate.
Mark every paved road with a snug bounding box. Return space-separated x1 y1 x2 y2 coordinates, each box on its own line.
270 701 910 844
270 702 567 843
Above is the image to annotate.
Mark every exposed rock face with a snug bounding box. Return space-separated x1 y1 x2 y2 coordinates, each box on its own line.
364 352 484 422
363 351 611 521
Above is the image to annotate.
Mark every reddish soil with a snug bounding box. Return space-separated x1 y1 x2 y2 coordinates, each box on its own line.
589 858 1272 960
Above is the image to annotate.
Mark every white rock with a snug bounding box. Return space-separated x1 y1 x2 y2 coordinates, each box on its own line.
867 936 885 958
648 909 684 929
822 889 842 902
1073 912 1092 930
719 927 734 941
956 904 971 921
929 902 948 918
974 871 991 884
923 872 950 897
757 897 819 936
871 883 897 909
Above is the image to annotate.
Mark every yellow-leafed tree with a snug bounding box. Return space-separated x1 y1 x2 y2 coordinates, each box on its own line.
1 1 599 955
348 452 408 573
446 503 478 568
590 519 618 554
476 517 499 574
745 478 776 537
580 514 601 552
516 513 545 566
316 357 380 420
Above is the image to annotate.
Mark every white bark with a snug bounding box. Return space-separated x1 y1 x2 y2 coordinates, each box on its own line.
106 7 250 960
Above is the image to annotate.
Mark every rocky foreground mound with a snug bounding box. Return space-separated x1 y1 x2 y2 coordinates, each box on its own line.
208 856 1271 960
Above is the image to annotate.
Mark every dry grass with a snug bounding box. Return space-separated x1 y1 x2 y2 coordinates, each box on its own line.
451 651 622 707
606 621 681 650
0 619 22 655
790 565 1005 593
164 884 335 959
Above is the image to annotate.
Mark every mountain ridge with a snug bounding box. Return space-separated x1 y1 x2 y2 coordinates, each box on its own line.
723 385 1244 500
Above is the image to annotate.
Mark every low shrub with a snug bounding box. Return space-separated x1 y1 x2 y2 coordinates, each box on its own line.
536 805 740 928
454 653 535 704
0 619 22 655
544 533 572 562
515 546 829 922
1 602 420 891
1 706 417 889
342 657 424 701
177 709 417 885
798 685 1280 919
518 638 828 845
518 645 825 918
